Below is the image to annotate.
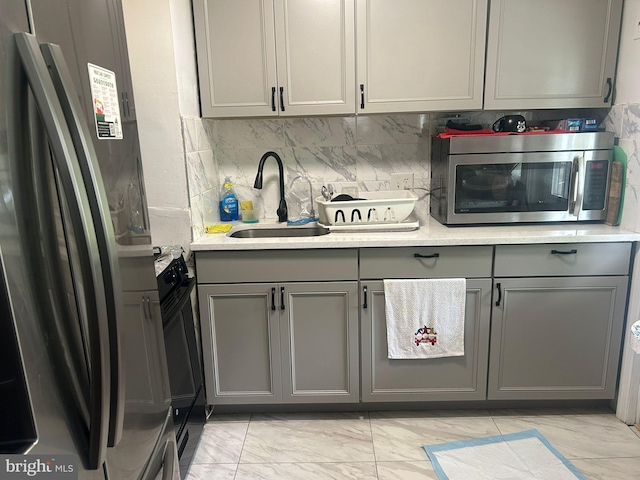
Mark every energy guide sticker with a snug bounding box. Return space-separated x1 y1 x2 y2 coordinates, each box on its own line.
88 63 122 140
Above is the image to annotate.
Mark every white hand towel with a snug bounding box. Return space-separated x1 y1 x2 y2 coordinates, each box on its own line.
384 278 466 359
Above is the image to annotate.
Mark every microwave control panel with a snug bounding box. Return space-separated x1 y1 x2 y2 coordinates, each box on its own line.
582 160 609 211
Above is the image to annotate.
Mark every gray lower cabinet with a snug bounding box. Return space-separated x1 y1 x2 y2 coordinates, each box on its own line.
360 279 492 402
280 282 359 403
198 283 283 405
198 281 359 405
488 243 631 400
196 242 633 406
122 291 171 409
359 245 494 402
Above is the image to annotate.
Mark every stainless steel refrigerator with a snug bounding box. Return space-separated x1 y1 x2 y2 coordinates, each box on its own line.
0 0 179 478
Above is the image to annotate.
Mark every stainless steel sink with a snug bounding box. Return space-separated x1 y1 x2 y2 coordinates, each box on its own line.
227 226 330 238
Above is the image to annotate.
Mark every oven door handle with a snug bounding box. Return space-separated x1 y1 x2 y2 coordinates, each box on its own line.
569 157 582 216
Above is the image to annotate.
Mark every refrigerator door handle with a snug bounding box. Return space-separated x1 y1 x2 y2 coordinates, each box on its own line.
40 42 125 448
15 32 111 469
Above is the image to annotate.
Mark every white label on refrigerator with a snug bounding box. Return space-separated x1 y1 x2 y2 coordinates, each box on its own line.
87 63 122 140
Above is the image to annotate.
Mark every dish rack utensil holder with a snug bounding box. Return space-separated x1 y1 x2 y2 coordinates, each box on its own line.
316 190 418 225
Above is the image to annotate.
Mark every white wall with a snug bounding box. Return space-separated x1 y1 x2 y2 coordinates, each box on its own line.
169 0 200 117
614 0 640 105
121 0 191 248
607 0 640 424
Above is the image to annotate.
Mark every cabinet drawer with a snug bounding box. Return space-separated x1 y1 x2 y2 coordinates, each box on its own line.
196 249 358 283
359 246 493 279
494 243 631 277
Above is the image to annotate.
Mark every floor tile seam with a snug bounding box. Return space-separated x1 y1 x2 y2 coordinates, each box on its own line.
489 411 504 436
243 418 373 425
236 460 379 465
487 413 620 420
570 454 640 460
368 409 494 419
374 460 431 464
367 410 381 467
235 413 252 465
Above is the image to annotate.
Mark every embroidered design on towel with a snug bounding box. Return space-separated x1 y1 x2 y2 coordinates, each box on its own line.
414 326 437 346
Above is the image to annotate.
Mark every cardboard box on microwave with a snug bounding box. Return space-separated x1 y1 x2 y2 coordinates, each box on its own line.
544 118 599 132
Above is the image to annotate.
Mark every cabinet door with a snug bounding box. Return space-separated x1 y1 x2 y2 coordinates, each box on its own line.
198 284 282 404
111 292 172 480
484 0 622 109
488 276 628 400
356 0 487 113
360 279 492 402
193 0 278 117
280 282 359 403
274 0 355 116
121 291 171 409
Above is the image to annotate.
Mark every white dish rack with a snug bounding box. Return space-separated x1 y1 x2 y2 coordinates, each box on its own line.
316 190 418 226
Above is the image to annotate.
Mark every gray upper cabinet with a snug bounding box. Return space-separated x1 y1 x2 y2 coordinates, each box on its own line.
488 243 631 400
359 246 493 402
356 0 488 113
484 0 623 110
193 0 355 117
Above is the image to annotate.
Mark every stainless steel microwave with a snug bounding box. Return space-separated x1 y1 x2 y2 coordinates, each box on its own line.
430 132 614 225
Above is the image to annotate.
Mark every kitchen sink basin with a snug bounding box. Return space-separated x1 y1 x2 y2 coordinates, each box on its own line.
227 226 330 238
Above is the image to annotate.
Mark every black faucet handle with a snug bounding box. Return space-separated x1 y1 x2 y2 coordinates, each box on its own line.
277 198 288 223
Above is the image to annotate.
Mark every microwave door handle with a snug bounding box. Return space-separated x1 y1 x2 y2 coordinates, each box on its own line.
40 42 125 448
573 156 585 218
569 157 580 216
15 32 111 469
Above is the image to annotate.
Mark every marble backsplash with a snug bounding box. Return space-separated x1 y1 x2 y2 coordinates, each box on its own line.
184 108 620 241
184 114 434 240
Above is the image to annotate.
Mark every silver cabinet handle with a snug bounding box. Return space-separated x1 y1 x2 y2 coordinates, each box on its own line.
15 32 110 469
41 41 126 448
143 295 152 320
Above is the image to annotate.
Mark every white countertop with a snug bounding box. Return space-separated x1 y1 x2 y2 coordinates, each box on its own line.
190 217 640 251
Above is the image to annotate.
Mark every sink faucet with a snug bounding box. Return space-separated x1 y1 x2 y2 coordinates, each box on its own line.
253 151 288 222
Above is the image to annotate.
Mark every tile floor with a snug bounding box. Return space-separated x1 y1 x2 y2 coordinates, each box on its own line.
186 408 640 480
